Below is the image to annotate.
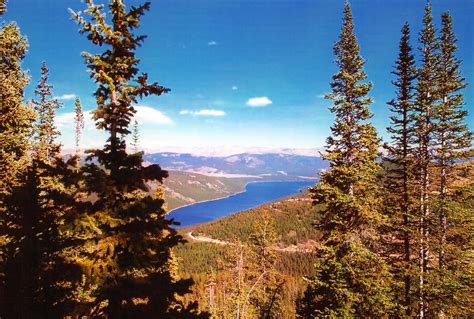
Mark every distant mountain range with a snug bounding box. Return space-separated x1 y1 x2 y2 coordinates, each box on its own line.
144 152 328 180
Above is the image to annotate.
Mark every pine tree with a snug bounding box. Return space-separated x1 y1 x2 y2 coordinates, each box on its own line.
69 1 207 317
32 62 62 162
297 2 393 317
247 211 284 318
74 97 85 156
1 63 82 318
429 12 473 316
0 0 35 292
384 22 417 316
0 1 35 202
413 4 438 317
433 12 472 267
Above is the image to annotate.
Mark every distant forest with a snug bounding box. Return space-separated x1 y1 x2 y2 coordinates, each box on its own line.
0 0 472 318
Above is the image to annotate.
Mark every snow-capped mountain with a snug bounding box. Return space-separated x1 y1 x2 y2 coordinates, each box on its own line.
144 152 328 179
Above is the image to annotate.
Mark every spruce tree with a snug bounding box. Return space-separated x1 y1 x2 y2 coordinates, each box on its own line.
429 12 473 316
434 12 472 267
297 2 393 317
74 97 85 156
413 4 438 317
0 0 35 290
0 1 35 203
1 63 82 318
32 62 62 162
70 1 206 317
247 211 284 318
384 22 417 316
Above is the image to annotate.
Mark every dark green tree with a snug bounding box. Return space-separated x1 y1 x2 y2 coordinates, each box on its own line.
384 22 417 316
428 12 473 316
297 2 393 317
69 1 207 317
1 63 82 318
433 12 472 267
0 0 35 207
413 4 438 317
0 0 35 301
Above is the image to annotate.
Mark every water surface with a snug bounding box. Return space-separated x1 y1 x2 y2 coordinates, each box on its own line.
169 181 314 227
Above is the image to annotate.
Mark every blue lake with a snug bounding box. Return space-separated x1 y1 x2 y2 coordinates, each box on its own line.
169 181 315 227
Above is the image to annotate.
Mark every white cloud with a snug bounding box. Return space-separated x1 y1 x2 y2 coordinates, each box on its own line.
135 105 173 125
56 105 172 130
180 109 226 117
246 96 272 107
55 94 77 101
207 41 217 46
231 86 238 90
316 93 326 99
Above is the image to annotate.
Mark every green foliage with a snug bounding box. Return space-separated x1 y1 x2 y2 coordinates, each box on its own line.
188 196 318 246
0 14 35 199
298 3 393 317
32 62 62 162
1 62 83 318
298 238 393 318
383 22 418 315
69 1 206 317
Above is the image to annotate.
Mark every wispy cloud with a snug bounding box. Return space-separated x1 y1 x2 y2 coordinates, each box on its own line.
55 94 77 101
180 109 226 117
316 93 328 99
246 96 272 107
207 41 217 46
135 106 173 125
56 105 172 129
231 86 238 91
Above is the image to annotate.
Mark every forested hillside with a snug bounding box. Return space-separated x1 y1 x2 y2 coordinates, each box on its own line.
0 0 471 318
161 170 250 210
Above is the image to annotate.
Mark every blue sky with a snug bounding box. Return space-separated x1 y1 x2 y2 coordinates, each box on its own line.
3 0 473 153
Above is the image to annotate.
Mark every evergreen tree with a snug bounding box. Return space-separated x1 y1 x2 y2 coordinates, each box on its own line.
384 22 417 316
297 2 393 317
433 12 472 268
247 211 284 319
0 0 35 204
0 0 35 292
1 63 82 318
413 4 438 317
74 97 85 156
69 1 206 317
429 12 473 316
32 62 62 162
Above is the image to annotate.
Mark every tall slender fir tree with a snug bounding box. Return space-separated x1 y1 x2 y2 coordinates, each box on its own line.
69 1 207 317
414 4 438 317
428 11 473 316
32 62 62 162
297 3 393 317
384 22 417 316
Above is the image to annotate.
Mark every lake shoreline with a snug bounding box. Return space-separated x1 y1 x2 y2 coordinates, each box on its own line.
169 180 315 227
167 178 317 213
